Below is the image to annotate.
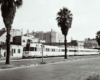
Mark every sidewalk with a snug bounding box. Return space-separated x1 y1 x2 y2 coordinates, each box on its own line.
0 55 100 69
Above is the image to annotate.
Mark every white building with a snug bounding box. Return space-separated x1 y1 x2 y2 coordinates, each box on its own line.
77 41 84 48
0 28 22 44
13 36 32 46
0 44 23 58
0 28 7 44
44 30 64 43
10 29 22 37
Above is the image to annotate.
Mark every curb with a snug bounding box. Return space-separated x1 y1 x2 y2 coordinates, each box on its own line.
0 57 100 70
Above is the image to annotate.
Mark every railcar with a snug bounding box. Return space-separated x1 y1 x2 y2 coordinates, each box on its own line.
23 43 99 58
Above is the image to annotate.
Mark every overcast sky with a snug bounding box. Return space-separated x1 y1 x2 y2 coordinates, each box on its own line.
0 0 100 41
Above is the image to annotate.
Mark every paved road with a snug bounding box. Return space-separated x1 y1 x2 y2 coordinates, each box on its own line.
0 57 100 80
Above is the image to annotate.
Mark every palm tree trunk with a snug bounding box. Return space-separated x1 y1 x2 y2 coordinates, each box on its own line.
64 35 67 59
6 28 11 64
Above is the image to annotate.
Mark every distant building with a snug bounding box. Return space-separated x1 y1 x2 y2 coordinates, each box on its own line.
42 40 78 47
68 40 84 48
12 35 45 46
35 31 44 40
43 42 64 47
0 28 6 44
13 36 32 46
10 29 22 37
69 40 78 47
84 38 99 48
0 28 22 44
77 41 84 48
30 29 64 43
43 30 64 43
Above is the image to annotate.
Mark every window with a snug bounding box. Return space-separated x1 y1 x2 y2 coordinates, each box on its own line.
14 49 16 53
12 49 13 53
35 47 37 51
68 50 78 52
69 50 75 52
18 49 20 53
53 49 55 52
30 47 34 51
46 48 49 51
29 47 37 51
85 50 91 52
62 49 65 52
79 50 84 52
74 50 77 52
23 40 25 43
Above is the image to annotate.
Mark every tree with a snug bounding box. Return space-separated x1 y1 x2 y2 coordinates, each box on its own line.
96 31 100 46
56 7 73 59
0 0 23 64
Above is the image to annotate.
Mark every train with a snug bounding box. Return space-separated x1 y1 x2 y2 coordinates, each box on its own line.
22 43 100 58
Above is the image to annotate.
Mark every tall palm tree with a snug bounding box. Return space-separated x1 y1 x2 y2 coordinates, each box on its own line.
96 31 100 46
0 0 23 64
56 7 73 59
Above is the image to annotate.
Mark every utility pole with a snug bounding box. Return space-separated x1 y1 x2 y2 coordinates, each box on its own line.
50 29 52 45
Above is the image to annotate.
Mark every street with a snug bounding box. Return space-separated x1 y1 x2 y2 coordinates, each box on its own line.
0 57 100 80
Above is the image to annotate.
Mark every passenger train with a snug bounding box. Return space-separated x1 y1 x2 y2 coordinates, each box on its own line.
23 43 100 58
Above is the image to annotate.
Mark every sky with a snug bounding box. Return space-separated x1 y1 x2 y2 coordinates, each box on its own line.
0 0 100 42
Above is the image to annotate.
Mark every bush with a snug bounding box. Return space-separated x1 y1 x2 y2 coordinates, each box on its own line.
85 74 100 80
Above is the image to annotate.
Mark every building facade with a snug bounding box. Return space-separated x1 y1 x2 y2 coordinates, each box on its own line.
32 30 64 43
10 29 22 37
35 31 44 40
0 28 22 44
84 38 99 48
0 44 23 58
43 30 64 43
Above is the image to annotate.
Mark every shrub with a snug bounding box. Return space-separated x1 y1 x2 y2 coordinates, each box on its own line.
85 74 100 80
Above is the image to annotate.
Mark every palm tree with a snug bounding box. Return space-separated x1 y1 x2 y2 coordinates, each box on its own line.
56 7 73 59
96 31 100 46
0 0 23 64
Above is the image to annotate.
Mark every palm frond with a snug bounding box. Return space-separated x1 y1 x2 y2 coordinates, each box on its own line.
14 0 22 8
56 7 73 36
97 31 100 36
96 31 100 46
0 0 4 4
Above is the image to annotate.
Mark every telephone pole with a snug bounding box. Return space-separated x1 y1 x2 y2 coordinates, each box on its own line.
50 29 52 45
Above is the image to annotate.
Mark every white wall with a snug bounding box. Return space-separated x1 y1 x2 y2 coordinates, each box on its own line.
11 45 23 58
0 49 6 57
